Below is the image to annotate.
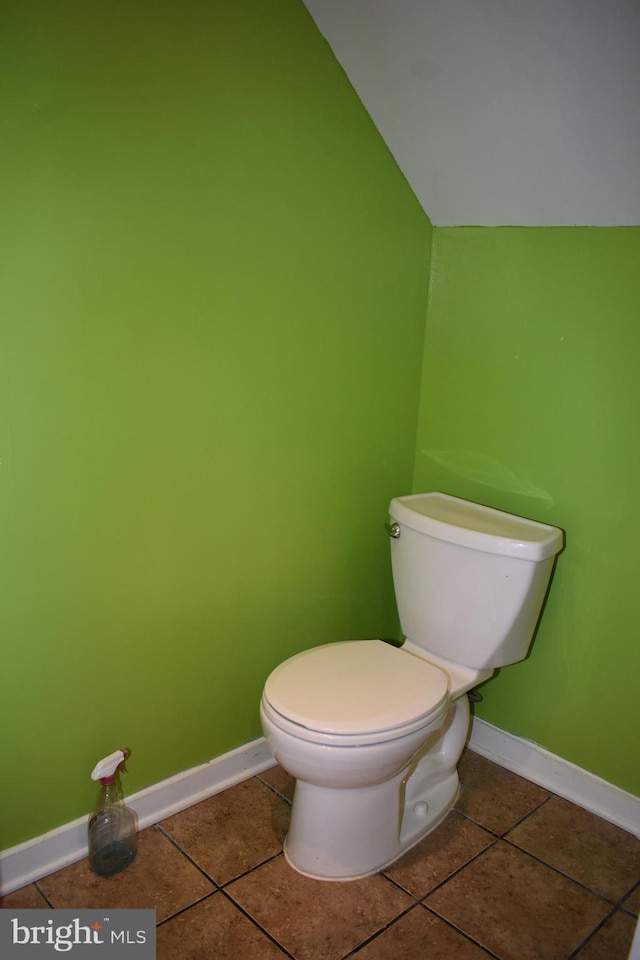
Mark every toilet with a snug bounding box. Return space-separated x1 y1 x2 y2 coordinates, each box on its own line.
260 492 563 880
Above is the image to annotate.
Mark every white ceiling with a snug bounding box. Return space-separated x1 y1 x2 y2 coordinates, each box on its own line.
303 0 640 226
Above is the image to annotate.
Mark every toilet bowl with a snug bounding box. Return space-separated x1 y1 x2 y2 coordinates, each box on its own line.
261 638 489 878
260 493 563 880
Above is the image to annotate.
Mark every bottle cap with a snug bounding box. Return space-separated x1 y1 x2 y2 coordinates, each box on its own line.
91 749 128 784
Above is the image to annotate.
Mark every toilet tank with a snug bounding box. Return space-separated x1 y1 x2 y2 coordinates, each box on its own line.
389 493 563 670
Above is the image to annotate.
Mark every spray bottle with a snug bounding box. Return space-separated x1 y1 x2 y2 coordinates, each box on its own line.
88 749 137 877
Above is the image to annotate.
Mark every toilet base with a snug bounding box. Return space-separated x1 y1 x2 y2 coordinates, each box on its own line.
284 772 459 881
283 696 470 881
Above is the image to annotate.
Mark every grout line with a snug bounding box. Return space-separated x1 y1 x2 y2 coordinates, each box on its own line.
455 789 640 911
500 835 618 907
388 814 624 957
153 824 221 890
415 836 502 903
377 830 503 957
155 889 218 929
498 791 554 833
420 903 503 960
154 817 286 898
33 882 55 909
384 799 637 960
254 774 294 806
411 828 619 960
339 891 500 960
566 902 621 960
339 904 426 960
440 817 621 914
220 881 297 960
381 872 423 898
621 879 640 915
451 797 551 840
219 849 284 889
452 811 502 839
454 791 553 839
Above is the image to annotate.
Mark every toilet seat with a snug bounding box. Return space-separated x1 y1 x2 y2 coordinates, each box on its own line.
263 640 450 744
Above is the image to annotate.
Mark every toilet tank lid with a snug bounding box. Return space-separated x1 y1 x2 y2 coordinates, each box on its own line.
390 493 563 561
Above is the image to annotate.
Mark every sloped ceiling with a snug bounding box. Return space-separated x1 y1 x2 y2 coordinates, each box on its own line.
303 0 640 226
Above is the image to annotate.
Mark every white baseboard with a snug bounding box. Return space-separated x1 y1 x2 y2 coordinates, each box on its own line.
469 717 640 838
0 738 276 897
3 723 638 897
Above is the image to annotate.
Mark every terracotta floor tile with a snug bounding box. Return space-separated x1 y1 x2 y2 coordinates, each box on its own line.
0 884 50 909
383 810 495 898
456 750 550 834
349 904 494 959
156 892 289 960
4 759 635 960
572 909 637 960
425 841 610 960
506 795 640 902
227 854 413 960
258 764 296 802
160 778 289 885
38 827 214 922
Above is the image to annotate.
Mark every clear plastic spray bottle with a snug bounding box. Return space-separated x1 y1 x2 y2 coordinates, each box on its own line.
88 748 137 877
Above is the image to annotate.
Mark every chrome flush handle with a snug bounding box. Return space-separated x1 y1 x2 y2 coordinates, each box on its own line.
385 522 401 539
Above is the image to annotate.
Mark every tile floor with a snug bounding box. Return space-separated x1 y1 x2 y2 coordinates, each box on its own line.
2 750 639 960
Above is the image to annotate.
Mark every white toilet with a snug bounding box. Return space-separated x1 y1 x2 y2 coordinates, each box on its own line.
260 492 563 880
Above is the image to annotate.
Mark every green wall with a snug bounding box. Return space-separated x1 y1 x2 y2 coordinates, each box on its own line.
3 1 638 859
0 0 432 849
414 226 640 796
